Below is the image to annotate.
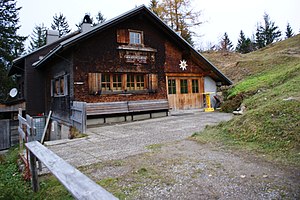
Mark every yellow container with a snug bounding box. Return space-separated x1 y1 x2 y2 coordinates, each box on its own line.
203 92 214 112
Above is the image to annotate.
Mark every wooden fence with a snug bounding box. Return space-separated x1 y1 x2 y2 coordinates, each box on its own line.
18 108 117 199
0 120 19 150
18 108 36 179
26 141 118 200
71 101 87 133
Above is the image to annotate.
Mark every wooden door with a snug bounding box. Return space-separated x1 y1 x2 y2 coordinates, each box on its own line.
167 76 203 110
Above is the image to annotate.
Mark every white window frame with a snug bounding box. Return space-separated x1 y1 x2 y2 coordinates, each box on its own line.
129 31 142 45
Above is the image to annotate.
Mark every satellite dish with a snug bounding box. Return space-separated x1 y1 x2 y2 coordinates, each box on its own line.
9 88 18 98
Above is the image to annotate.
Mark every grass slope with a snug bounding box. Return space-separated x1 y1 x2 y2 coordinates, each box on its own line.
194 35 300 166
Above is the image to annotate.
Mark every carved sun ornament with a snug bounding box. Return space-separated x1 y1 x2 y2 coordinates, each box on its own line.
179 60 188 70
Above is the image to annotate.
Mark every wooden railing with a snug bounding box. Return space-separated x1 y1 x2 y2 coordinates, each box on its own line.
18 108 35 179
26 141 118 200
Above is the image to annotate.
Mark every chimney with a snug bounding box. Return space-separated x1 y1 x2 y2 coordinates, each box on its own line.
81 14 93 33
46 30 59 44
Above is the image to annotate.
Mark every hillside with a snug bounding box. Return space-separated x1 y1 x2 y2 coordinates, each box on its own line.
203 34 300 83
194 34 300 165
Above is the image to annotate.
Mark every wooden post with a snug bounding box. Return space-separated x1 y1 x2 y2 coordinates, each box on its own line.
18 108 22 150
29 151 39 192
41 110 52 144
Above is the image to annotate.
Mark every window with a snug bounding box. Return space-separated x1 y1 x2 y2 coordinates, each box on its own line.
168 79 176 94
192 79 199 93
180 79 188 94
126 74 145 91
129 31 141 44
136 75 144 90
51 74 68 97
127 74 135 90
89 73 153 94
112 74 122 91
101 74 110 91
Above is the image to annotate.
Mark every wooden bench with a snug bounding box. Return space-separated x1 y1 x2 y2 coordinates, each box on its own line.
86 101 129 115
128 99 169 112
86 99 169 116
25 141 118 200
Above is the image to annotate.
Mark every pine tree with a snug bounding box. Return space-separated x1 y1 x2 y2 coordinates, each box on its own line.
29 24 47 52
219 32 233 52
255 13 281 49
51 13 71 37
0 0 26 100
95 11 106 24
285 23 294 39
236 30 254 54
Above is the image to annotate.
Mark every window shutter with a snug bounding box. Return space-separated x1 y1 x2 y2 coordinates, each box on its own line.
51 79 54 97
88 73 101 94
64 74 69 96
149 74 158 92
117 29 129 44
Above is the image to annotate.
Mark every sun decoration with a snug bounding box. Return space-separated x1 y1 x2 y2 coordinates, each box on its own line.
179 60 188 70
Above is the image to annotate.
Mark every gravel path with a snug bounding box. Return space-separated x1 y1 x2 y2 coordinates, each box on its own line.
46 111 232 167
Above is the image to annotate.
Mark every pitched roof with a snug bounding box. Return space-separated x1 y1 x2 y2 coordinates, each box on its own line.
9 31 80 76
13 5 232 85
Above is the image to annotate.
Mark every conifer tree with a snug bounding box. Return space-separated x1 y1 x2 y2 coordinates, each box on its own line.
0 0 26 100
29 24 47 52
285 23 294 38
220 32 233 52
255 13 281 49
236 30 254 54
51 13 71 37
95 11 106 24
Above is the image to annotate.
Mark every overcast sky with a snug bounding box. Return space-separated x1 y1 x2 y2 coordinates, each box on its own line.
17 0 299 50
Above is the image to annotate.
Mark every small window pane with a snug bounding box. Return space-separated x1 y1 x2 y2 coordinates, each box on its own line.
101 74 110 91
127 74 135 90
60 78 64 95
168 79 176 94
130 32 141 44
192 79 199 93
112 74 122 91
180 79 188 94
136 75 144 90
55 79 60 95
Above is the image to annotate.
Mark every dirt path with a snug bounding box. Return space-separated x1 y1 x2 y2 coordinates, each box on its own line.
83 139 300 199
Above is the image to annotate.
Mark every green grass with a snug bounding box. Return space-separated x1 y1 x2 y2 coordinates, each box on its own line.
193 35 300 166
0 147 72 200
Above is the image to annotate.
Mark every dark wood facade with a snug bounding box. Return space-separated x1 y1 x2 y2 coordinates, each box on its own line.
10 5 231 131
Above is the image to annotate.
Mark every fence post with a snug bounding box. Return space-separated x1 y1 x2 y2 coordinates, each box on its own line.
29 150 39 192
83 102 87 133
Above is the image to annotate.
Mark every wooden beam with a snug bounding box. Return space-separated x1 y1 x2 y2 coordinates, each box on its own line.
165 73 203 77
41 110 52 144
25 141 117 200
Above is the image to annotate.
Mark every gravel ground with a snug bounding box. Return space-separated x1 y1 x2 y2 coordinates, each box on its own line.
46 111 232 167
84 140 300 200
46 111 300 199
